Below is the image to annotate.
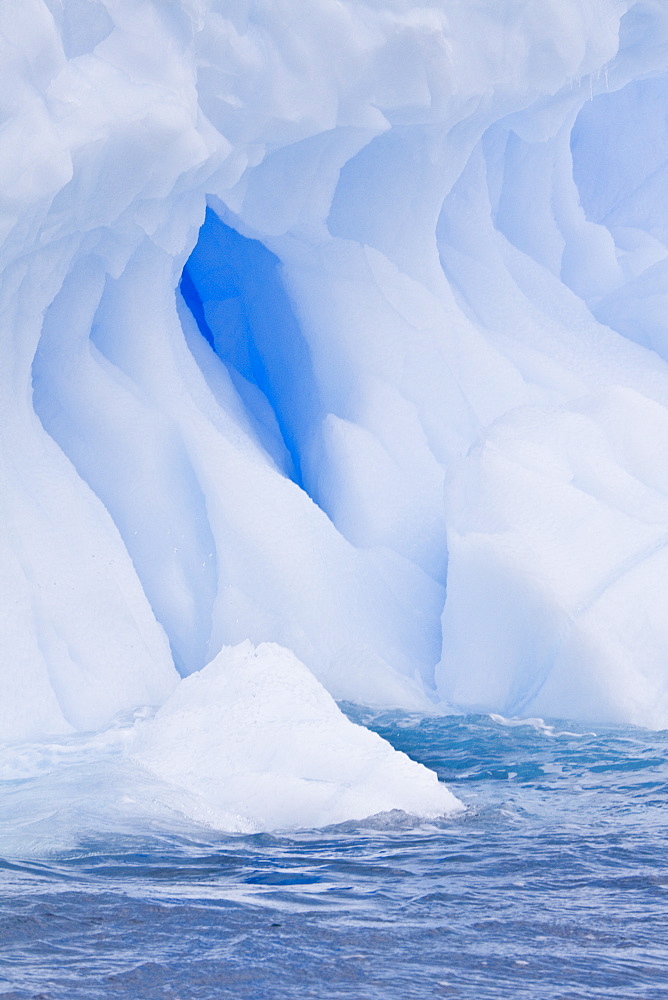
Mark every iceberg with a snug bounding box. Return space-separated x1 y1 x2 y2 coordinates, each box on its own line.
131 640 460 831
1 0 668 829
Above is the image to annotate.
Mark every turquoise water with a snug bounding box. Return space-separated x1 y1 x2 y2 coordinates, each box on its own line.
1 711 667 998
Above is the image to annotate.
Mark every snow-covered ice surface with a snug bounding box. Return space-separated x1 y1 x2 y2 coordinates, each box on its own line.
3 0 668 828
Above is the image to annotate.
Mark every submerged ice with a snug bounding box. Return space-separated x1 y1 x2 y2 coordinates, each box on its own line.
2 0 668 830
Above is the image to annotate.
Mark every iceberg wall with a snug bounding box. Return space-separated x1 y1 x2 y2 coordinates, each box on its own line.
3 0 668 755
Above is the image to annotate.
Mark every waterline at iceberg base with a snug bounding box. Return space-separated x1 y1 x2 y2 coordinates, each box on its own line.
2 714 667 999
2 0 668 996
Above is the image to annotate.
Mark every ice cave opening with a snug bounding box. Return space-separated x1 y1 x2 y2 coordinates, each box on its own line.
179 207 319 495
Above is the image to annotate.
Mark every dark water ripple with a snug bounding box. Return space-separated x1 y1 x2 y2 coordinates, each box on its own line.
1 712 667 999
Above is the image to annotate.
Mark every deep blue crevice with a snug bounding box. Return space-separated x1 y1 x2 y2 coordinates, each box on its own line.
180 266 215 350
180 208 320 492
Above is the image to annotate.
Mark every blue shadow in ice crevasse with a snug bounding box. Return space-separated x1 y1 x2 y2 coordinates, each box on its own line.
180 208 319 492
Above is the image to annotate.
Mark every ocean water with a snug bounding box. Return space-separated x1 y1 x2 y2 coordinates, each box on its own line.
1 710 667 999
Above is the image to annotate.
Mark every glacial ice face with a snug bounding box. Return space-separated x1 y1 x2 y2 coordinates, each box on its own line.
2 0 668 776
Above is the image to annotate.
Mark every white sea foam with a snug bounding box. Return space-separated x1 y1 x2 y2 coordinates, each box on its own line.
489 715 594 739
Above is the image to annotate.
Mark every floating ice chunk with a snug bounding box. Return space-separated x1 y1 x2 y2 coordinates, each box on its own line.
131 641 462 832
